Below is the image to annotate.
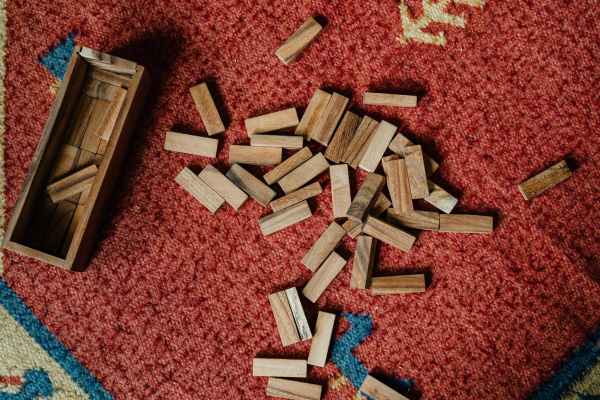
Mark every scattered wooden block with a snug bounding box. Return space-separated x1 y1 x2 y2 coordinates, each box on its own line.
343 116 379 168
370 274 426 295
264 147 313 185
259 200 312 236
164 131 218 157
47 165 98 203
363 92 418 108
250 134 304 149
387 209 439 231
325 111 360 162
266 378 322 400
360 375 410 400
175 167 224 214
439 214 493 234
226 164 276 207
302 222 346 271
350 235 376 289
278 153 329 193
252 358 307 378
285 287 312 340
275 16 323 64
363 216 416 253
346 173 385 222
359 120 397 172
518 160 572 200
389 133 439 175
295 89 331 137
330 164 351 219
48 144 79 181
303 251 346 303
383 157 413 214
310 92 349 146
404 145 429 199
198 165 248 210
270 182 322 212
189 82 225 135
229 145 282 166
307 311 335 367
245 108 299 136
423 181 457 214
268 291 301 346
343 192 391 238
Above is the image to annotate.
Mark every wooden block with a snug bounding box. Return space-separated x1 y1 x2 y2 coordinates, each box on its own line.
278 153 329 193
79 47 137 75
295 89 331 137
259 200 312 236
330 164 351 219
343 116 379 168
346 173 385 222
439 214 493 234
350 235 376 289
80 98 112 152
48 176 95 204
250 134 304 149
302 222 346 271
268 291 301 346
164 131 218 157
363 216 416 253
84 79 123 100
343 192 391 238
89 68 131 87
44 201 76 254
245 108 299 136
229 145 282 166
275 16 323 64
404 146 429 199
389 133 439 176
387 209 439 231
423 181 457 214
252 358 307 378
383 157 413 213
189 82 225 135
264 147 313 185
226 164 276 207
370 274 426 295
310 92 349 145
302 251 346 303
76 149 101 169
360 375 410 400
325 111 360 162
198 165 248 210
97 138 109 156
363 92 418 108
518 160 572 200
60 203 87 257
48 144 79 181
64 95 95 147
175 167 224 214
285 287 312 340
307 311 335 367
359 120 397 172
98 86 127 140
270 182 322 212
47 165 98 196
266 378 322 400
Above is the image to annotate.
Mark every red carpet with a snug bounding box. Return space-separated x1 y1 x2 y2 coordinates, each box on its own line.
3 0 600 398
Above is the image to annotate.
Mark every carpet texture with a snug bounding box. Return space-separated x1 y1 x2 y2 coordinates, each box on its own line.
2 0 600 399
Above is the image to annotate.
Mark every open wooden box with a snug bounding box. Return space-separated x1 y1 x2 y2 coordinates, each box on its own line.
3 46 150 271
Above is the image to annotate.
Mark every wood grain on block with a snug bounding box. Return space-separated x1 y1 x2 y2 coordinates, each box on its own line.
60 203 88 258
360 375 410 400
270 182 322 212
84 80 122 100
330 164 351 219
75 149 101 169
80 98 112 152
252 358 307 377
245 108 299 136
198 165 248 210
48 144 79 181
302 221 346 271
389 133 439 176
48 176 95 204
295 89 331 137
227 164 276 207
343 192 392 238
284 287 312 340
359 120 397 172
518 160 572 200
189 82 225 135
302 251 346 303
47 165 98 196
342 218 363 239
250 134 304 149
268 291 300 346
164 131 218 157
97 138 109 155
346 173 385 222
387 209 439 231
363 216 416 253
229 145 282 166
423 181 457 214
350 235 376 289
98 86 127 140
343 116 379 168
263 147 312 185
325 111 360 162
310 92 349 145
90 68 131 87
175 167 224 214
363 92 418 108
404 146 429 199
259 200 312 236
65 95 95 147
383 157 412 213
276 16 323 64
371 274 426 295
266 378 322 400
278 153 329 193
44 201 76 254
307 311 335 367
439 214 494 234
79 47 137 75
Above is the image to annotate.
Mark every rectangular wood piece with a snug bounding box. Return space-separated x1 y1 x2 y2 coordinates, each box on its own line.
343 116 379 168
389 133 439 176
346 173 385 222
266 378 322 400
189 82 225 135
259 200 312 236
307 311 335 367
518 160 572 200
383 156 413 213
330 164 351 219
250 134 304 149
48 176 95 204
176 167 224 214
229 145 282 166
404 145 429 199
371 274 426 295
302 251 346 303
198 165 248 210
275 16 323 64
387 209 439 231
252 358 307 378
363 216 416 253
245 108 299 136
285 287 312 340
439 214 493 234
164 131 218 157
360 375 410 400
302 221 346 271
268 290 301 346
363 92 418 108
226 164 276 207
423 181 457 214
295 89 331 137
263 147 312 185
350 235 376 289
270 182 322 212
278 152 329 193
310 92 349 145
325 111 360 162
359 120 397 172
343 192 391 238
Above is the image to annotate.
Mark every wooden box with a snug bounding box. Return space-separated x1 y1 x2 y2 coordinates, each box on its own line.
3 46 150 271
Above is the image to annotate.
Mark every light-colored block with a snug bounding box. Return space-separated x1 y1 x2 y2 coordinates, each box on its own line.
343 116 379 168
302 251 346 303
175 167 224 214
302 222 346 271
250 134 304 149
198 165 248 210
359 120 397 172
252 358 307 378
285 287 312 340
278 153 329 193
343 192 391 239
307 312 335 367
439 214 493 234
360 375 410 400
310 92 349 145
226 164 276 207
518 160 572 200
189 82 225 135
404 145 429 199
362 216 415 253
164 131 218 157
295 89 331 137
264 147 313 185
229 145 282 166
350 235 376 289
275 17 323 64
266 378 322 400
259 201 312 236
370 274 426 295
382 156 413 214
363 92 418 108
330 164 351 219
346 173 385 222
270 182 322 212
325 111 360 162
423 181 457 214
386 209 439 231
389 133 439 176
245 108 299 136
268 291 301 346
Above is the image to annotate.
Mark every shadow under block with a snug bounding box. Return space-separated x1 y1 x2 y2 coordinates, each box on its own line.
189 82 225 136
263 146 312 185
259 200 312 236
330 164 351 219
325 111 360 162
270 182 322 212
359 375 410 400
310 92 349 146
346 173 385 222
370 274 426 295
175 167 224 214
250 134 304 149
285 287 312 340
295 89 331 137
439 214 493 233
275 16 323 64
363 92 418 108
423 180 457 214
252 358 307 378
343 116 379 168
518 159 572 200
302 251 346 303
404 145 429 199
268 291 301 346
244 108 299 136
387 209 440 231
307 311 335 367
383 156 413 213
266 378 322 400
389 133 439 176
198 165 248 211
278 152 329 194
164 131 218 157
363 216 416 253
229 145 282 166
226 164 276 207
350 235 376 289
302 221 346 271
359 120 397 172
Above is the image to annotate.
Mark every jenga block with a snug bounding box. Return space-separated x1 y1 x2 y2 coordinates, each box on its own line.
84 80 123 100
350 235 376 289
47 165 98 195
330 164 351 219
250 134 304 149
518 160 572 200
175 167 224 214
325 111 360 162
76 149 101 169
363 92 418 108
268 291 301 346
65 95 95 147
164 131 218 157
278 153 329 193
98 86 127 140
227 164 276 207
295 89 331 137
266 378 322 400
423 181 457 214
80 98 112 153
343 192 391 238
302 251 346 303
79 47 137 75
60 202 88 257
198 165 248 210
346 173 385 222
245 108 299 136
387 209 439 231
44 201 76 254
404 145 429 199
48 144 79 181
310 93 349 145
302 222 346 271
343 116 379 168
264 147 313 185
276 16 323 64
229 145 282 166
359 120 397 172
307 311 335 367
370 274 426 295
270 182 322 212
48 176 95 204
252 358 307 377
383 157 412 213
97 138 109 156
259 201 312 236
90 68 131 87
189 82 225 135
360 375 411 400
285 287 312 340
363 216 415 253
389 133 439 176
439 214 493 234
